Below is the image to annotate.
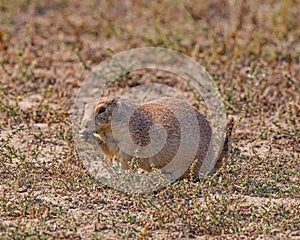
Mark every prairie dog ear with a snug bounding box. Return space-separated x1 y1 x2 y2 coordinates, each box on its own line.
112 98 134 112
97 97 120 110
111 97 120 107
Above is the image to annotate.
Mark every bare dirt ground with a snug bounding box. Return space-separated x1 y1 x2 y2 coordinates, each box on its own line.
0 0 299 239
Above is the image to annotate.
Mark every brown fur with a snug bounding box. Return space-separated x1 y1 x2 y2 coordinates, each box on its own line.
80 97 231 180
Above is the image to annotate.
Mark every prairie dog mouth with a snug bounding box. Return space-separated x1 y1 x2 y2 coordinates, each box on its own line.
79 130 105 144
79 129 95 141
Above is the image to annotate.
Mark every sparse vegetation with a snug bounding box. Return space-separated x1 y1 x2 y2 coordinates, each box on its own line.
0 0 299 239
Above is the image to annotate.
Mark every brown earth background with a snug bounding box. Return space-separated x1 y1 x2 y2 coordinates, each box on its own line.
0 0 299 239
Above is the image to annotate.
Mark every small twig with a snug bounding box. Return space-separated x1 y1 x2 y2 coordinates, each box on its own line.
76 49 91 71
0 61 12 76
0 159 17 179
232 103 247 139
191 38 201 59
161 197 178 214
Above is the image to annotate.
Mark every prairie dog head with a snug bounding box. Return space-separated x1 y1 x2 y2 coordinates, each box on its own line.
80 97 118 142
80 97 136 143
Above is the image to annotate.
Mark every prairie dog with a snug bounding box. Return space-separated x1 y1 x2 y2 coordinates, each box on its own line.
80 97 231 180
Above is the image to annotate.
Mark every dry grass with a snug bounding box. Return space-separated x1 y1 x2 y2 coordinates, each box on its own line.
0 0 299 239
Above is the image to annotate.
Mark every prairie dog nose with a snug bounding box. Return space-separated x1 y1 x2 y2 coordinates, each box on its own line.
81 117 95 131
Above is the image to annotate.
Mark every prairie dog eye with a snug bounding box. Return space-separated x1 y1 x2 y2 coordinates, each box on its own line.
98 107 106 114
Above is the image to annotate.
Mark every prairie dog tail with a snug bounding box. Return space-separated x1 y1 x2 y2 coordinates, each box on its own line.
223 117 234 156
214 118 234 171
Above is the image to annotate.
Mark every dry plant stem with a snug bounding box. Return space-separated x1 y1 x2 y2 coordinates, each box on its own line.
76 48 92 71
0 61 12 76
